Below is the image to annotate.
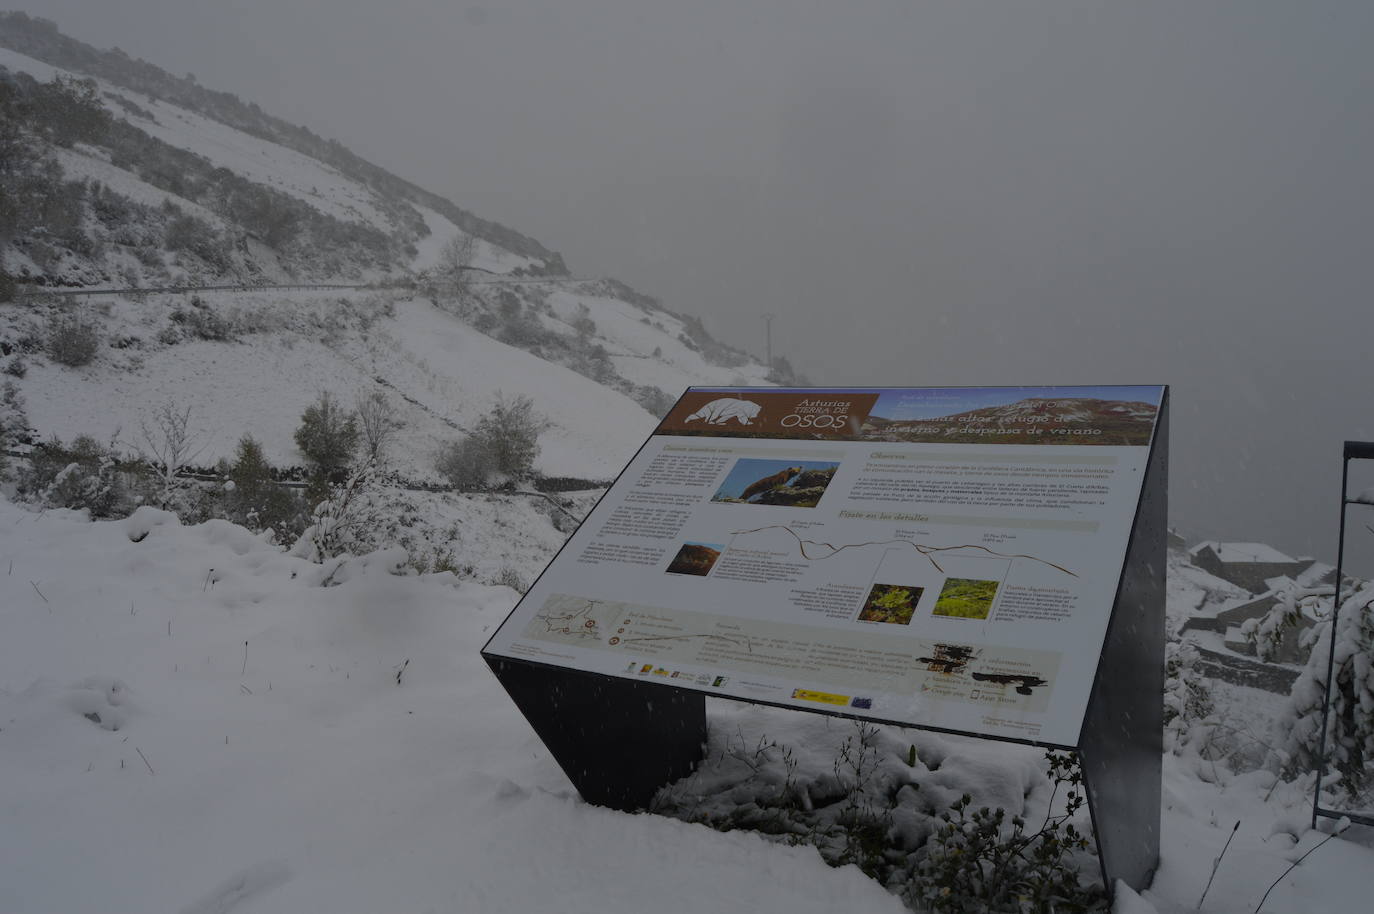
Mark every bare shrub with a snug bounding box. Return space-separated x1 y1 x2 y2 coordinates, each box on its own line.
46 312 100 366
435 435 492 490
434 393 547 489
137 399 208 509
434 234 477 294
356 389 402 467
494 566 526 593
170 296 232 341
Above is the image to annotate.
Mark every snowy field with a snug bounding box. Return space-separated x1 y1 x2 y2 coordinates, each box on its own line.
0 499 902 914
2 498 1372 913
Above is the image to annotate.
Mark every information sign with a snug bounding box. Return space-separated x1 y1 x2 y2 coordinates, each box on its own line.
484 386 1165 747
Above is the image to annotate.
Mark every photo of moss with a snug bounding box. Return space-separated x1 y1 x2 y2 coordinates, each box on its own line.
932 578 1000 620
665 542 724 576
857 583 924 625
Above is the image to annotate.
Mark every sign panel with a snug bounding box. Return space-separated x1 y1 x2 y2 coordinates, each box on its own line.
483 386 1164 746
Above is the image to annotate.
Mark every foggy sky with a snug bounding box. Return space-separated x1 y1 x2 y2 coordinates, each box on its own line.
16 0 1374 560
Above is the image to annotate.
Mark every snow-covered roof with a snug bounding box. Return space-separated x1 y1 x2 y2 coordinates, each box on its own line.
1188 541 1299 564
1297 562 1336 586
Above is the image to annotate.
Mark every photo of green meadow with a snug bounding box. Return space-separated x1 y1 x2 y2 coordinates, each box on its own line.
931 578 1000 620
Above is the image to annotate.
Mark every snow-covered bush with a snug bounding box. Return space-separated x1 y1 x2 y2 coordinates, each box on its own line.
0 380 27 480
493 565 526 593
1242 582 1330 662
17 434 133 518
224 434 305 540
477 393 545 480
911 752 1105 914
1163 638 1216 755
434 435 492 490
1276 583 1374 801
294 391 359 477
170 296 233 341
45 311 100 366
291 463 385 563
654 720 1105 909
436 394 546 489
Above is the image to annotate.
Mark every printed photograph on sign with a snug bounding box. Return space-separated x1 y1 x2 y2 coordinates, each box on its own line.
860 386 1160 446
913 639 1061 714
932 578 1001 620
711 457 841 508
857 583 925 625
665 542 725 576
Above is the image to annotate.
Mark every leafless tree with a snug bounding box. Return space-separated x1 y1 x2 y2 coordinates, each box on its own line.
434 233 478 294
138 399 208 508
356 389 402 467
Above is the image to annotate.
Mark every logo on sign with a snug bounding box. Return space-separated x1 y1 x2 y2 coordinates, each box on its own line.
685 397 763 426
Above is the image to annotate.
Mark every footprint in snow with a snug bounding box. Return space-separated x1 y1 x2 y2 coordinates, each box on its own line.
66 677 133 731
179 861 292 914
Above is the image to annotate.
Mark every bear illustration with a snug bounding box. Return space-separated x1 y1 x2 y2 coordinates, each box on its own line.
685 397 763 425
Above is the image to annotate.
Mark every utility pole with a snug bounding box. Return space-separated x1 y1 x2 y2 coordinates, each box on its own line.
763 313 775 373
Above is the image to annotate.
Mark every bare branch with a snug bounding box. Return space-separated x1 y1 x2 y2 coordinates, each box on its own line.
137 399 208 508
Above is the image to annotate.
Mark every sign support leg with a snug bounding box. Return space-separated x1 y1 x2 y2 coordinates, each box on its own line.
485 658 707 811
1078 399 1167 891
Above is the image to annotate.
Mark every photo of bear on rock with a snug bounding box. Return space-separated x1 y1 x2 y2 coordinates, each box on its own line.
711 458 840 509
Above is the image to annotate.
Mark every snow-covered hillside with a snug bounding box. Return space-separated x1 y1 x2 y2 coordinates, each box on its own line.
1 280 776 481
0 40 552 284
1 23 785 479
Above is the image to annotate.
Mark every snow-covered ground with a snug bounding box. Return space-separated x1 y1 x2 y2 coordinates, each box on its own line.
1 498 1371 913
0 499 903 914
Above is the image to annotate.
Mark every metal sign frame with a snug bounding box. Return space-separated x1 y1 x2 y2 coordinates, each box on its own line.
1312 440 1374 828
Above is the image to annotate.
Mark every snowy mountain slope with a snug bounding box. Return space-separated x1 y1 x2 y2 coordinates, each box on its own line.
0 42 568 288
0 44 427 279
540 285 766 392
0 11 565 270
1 25 783 462
115 86 394 228
2 287 672 480
50 143 225 229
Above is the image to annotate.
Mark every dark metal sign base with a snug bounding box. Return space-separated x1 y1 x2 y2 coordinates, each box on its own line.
485 657 706 811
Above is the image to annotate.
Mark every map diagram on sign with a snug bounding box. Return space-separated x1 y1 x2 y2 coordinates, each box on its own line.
729 524 1077 575
526 596 621 646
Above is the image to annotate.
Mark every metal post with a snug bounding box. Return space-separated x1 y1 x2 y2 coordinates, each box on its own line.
1312 440 1374 828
